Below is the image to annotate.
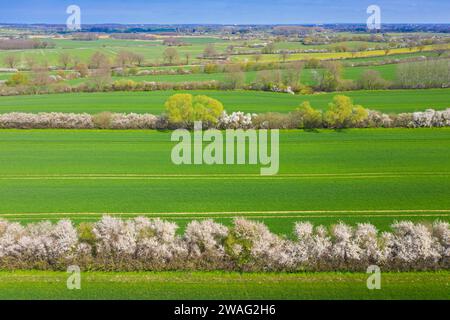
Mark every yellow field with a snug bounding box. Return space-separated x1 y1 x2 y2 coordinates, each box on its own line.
231 44 448 62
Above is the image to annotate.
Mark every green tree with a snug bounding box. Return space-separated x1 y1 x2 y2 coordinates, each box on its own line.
165 94 224 127
324 95 368 128
294 101 322 129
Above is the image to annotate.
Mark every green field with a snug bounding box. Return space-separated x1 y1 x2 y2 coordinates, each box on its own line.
0 271 448 299
0 128 449 233
0 88 448 114
79 63 397 85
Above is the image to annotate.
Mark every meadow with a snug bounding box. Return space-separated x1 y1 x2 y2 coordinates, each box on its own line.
0 88 448 114
0 271 448 300
0 128 448 234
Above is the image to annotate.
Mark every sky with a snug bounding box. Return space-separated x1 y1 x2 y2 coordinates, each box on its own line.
0 0 449 24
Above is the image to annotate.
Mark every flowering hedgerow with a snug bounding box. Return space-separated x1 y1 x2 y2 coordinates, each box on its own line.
0 217 448 272
0 108 449 130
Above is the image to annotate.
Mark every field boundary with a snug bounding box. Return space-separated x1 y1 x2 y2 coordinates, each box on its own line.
1 209 450 217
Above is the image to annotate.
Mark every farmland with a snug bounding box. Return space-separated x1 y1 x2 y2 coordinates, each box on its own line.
0 128 449 234
0 38 444 67
61 63 399 85
0 18 449 302
0 88 448 115
0 271 448 300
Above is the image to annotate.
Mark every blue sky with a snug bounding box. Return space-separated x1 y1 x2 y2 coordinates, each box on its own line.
1 0 449 24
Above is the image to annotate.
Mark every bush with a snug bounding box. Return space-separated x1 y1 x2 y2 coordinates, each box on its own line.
324 95 368 129
6 72 29 86
218 111 254 129
165 93 224 128
92 112 113 129
293 101 323 129
252 112 297 129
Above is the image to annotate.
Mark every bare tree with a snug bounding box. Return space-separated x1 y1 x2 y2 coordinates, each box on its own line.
89 67 112 90
185 53 191 65
283 61 303 87
279 51 290 63
262 42 275 54
31 66 51 86
223 64 245 89
134 53 145 66
74 63 89 77
24 56 37 70
163 47 179 65
116 50 133 68
203 44 217 58
90 52 110 69
253 53 262 63
59 52 72 70
4 54 19 69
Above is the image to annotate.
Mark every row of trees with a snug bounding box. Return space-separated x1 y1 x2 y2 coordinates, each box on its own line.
164 93 366 129
0 39 55 50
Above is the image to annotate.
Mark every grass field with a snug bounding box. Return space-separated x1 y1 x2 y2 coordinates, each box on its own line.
0 128 448 234
0 271 448 299
0 88 448 114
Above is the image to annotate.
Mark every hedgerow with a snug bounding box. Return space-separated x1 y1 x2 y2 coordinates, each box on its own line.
0 217 448 271
0 108 449 130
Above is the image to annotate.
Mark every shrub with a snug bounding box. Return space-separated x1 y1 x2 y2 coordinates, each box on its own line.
411 109 450 127
184 220 228 264
252 112 296 129
165 93 224 128
92 112 113 129
218 111 254 129
293 101 323 129
324 95 368 129
6 72 29 86
366 110 393 128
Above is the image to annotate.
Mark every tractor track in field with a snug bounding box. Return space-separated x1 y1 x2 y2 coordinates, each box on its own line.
0 172 449 180
1 210 449 218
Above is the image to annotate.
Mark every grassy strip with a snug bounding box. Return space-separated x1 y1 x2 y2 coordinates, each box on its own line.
0 271 448 300
0 89 448 114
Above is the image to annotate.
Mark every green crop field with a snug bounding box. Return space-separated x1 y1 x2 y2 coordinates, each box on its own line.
0 271 448 300
0 23 449 302
0 88 448 114
0 128 449 234
68 63 396 85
